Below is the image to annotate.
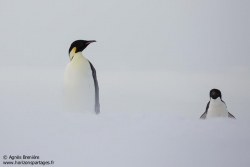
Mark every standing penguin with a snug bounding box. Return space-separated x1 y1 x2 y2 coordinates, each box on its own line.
63 40 100 114
200 89 235 119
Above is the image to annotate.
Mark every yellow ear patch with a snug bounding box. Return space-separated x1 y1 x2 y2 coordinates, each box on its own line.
70 47 77 60
72 47 76 54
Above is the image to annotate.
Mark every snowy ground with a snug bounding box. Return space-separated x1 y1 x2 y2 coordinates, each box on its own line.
1 111 250 167
1 67 250 167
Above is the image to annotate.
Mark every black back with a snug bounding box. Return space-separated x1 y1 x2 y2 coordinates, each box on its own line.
88 61 100 114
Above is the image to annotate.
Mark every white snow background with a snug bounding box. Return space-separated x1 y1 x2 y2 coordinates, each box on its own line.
1 1 250 167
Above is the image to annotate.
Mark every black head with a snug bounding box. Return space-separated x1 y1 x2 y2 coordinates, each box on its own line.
68 40 96 59
210 89 222 100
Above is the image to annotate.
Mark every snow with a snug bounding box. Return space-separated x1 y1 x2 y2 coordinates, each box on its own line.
0 67 250 167
1 110 250 167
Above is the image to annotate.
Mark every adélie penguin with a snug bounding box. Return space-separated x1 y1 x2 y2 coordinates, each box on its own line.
200 89 235 119
63 40 100 114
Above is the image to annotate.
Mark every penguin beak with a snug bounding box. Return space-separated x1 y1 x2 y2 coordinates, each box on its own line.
86 40 96 44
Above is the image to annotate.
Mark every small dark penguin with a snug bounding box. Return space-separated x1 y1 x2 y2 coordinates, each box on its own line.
200 89 235 119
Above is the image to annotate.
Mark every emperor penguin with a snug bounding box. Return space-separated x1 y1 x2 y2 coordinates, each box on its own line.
63 40 100 114
200 89 235 119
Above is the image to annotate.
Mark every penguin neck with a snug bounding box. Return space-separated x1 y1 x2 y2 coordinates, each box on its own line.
71 52 87 62
210 97 222 105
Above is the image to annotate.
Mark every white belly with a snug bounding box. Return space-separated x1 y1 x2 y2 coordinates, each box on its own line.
63 53 95 113
206 98 228 119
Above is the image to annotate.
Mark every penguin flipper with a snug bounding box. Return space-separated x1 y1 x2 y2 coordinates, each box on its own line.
200 101 210 119
200 111 207 119
88 60 100 114
222 100 227 108
222 100 235 119
228 112 236 119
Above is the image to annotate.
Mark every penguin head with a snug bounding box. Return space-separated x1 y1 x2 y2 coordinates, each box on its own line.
68 40 96 60
210 89 222 100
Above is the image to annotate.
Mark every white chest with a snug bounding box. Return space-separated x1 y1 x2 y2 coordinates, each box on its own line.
63 54 93 86
206 98 228 119
63 53 95 112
